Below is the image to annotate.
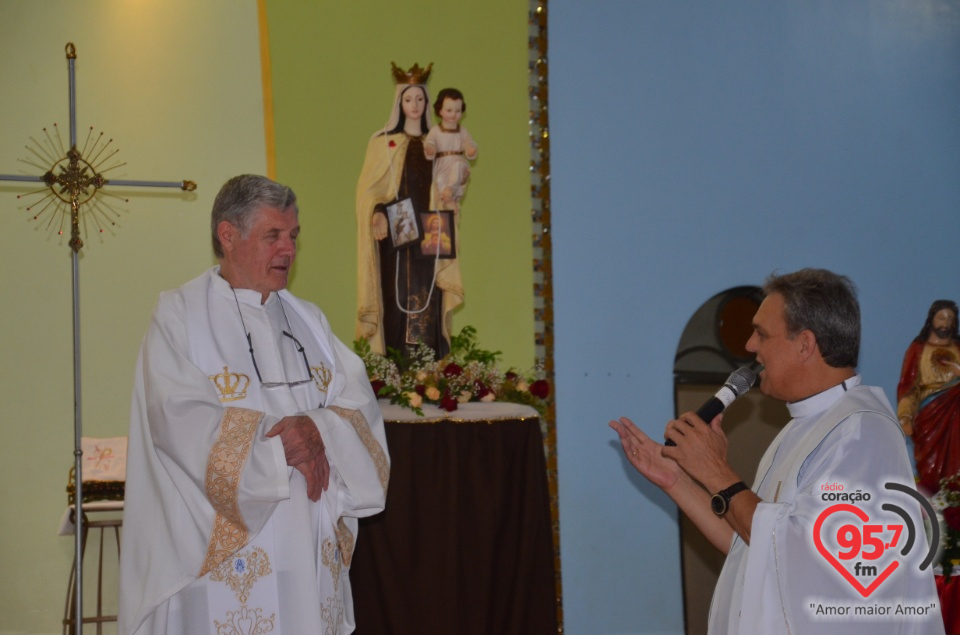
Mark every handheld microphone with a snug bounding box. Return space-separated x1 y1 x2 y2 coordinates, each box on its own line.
665 366 758 447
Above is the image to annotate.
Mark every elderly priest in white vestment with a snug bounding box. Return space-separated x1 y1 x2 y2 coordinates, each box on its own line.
119 174 389 635
611 269 943 635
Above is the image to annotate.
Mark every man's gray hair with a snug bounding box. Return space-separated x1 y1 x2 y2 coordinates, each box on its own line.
763 268 860 368
211 174 298 258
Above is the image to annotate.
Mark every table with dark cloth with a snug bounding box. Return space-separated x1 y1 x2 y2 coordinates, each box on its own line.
350 402 558 634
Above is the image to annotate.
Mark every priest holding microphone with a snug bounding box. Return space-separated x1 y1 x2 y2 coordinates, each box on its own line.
610 268 942 635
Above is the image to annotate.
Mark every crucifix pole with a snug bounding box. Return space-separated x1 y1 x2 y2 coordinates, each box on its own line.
70 210 84 635
67 45 86 634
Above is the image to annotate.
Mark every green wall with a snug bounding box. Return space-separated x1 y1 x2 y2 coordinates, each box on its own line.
266 0 535 369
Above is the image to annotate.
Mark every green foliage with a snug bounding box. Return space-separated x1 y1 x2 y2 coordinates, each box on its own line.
353 337 371 358
449 325 502 365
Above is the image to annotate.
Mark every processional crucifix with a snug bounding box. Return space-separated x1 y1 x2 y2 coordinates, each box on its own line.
0 42 196 634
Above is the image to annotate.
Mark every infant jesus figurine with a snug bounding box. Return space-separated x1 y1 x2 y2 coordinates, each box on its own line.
424 88 478 212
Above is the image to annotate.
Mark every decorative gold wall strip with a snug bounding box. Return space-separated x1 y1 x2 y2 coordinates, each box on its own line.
529 1 563 631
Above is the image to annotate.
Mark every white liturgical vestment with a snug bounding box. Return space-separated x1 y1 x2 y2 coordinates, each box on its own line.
119 267 389 635
708 376 943 634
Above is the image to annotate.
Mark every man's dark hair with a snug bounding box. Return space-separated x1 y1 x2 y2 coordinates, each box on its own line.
763 268 860 368
211 175 297 258
915 300 959 344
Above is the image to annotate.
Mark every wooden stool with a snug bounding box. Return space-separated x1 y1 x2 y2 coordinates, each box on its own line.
61 504 123 635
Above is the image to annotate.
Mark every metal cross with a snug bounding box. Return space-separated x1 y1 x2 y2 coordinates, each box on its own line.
0 42 196 635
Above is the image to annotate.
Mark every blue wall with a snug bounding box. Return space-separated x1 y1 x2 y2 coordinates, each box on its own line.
550 2 960 633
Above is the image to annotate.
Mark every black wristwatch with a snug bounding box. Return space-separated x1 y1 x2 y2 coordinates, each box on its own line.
711 481 749 517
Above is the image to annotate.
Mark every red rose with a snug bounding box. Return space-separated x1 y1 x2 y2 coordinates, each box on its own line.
474 381 491 399
945 507 960 531
529 379 550 399
505 371 519 382
389 140 396 148
370 379 386 397
415 384 426 396
443 363 463 378
440 393 459 412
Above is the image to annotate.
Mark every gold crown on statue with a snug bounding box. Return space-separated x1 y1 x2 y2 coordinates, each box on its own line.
210 366 250 402
391 62 433 85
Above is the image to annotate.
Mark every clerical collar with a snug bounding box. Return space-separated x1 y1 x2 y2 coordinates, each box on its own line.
786 374 862 419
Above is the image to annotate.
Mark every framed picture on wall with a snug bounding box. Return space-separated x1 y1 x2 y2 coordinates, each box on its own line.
417 210 456 259
385 198 420 250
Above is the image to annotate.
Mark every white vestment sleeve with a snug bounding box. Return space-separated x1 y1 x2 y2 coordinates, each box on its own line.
301 309 390 519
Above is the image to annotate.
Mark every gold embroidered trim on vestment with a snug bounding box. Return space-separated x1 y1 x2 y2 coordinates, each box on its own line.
321 537 342 591
209 546 273 604
335 517 355 568
320 535 347 631
213 605 276 635
199 407 264 577
328 405 389 492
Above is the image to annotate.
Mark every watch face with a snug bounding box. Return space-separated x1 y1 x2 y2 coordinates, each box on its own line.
711 494 726 516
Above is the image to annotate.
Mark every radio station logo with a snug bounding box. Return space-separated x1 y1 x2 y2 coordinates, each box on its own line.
813 482 937 600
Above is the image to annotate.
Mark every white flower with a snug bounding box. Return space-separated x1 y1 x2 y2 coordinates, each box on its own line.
458 390 472 403
480 392 496 402
405 392 423 408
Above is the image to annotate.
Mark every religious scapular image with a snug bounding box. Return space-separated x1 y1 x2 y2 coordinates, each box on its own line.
385 198 419 250
418 211 455 259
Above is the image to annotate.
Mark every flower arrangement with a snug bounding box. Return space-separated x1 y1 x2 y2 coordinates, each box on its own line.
934 472 960 580
353 326 550 416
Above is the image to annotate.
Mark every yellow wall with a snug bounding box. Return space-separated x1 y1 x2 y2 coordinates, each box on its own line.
0 1 534 632
0 2 266 631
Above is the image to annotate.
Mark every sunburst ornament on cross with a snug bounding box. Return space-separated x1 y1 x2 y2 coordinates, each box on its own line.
0 42 196 635
1 43 196 253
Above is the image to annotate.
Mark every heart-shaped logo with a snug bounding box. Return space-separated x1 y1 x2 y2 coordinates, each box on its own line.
813 503 900 598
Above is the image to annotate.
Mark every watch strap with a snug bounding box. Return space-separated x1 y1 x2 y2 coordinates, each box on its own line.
718 481 749 501
712 481 749 516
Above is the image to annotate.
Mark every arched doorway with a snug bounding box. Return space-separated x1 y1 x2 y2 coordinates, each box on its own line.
673 286 791 635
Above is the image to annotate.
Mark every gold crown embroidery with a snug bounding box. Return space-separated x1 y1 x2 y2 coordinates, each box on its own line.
390 61 432 85
311 363 333 394
210 366 250 402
